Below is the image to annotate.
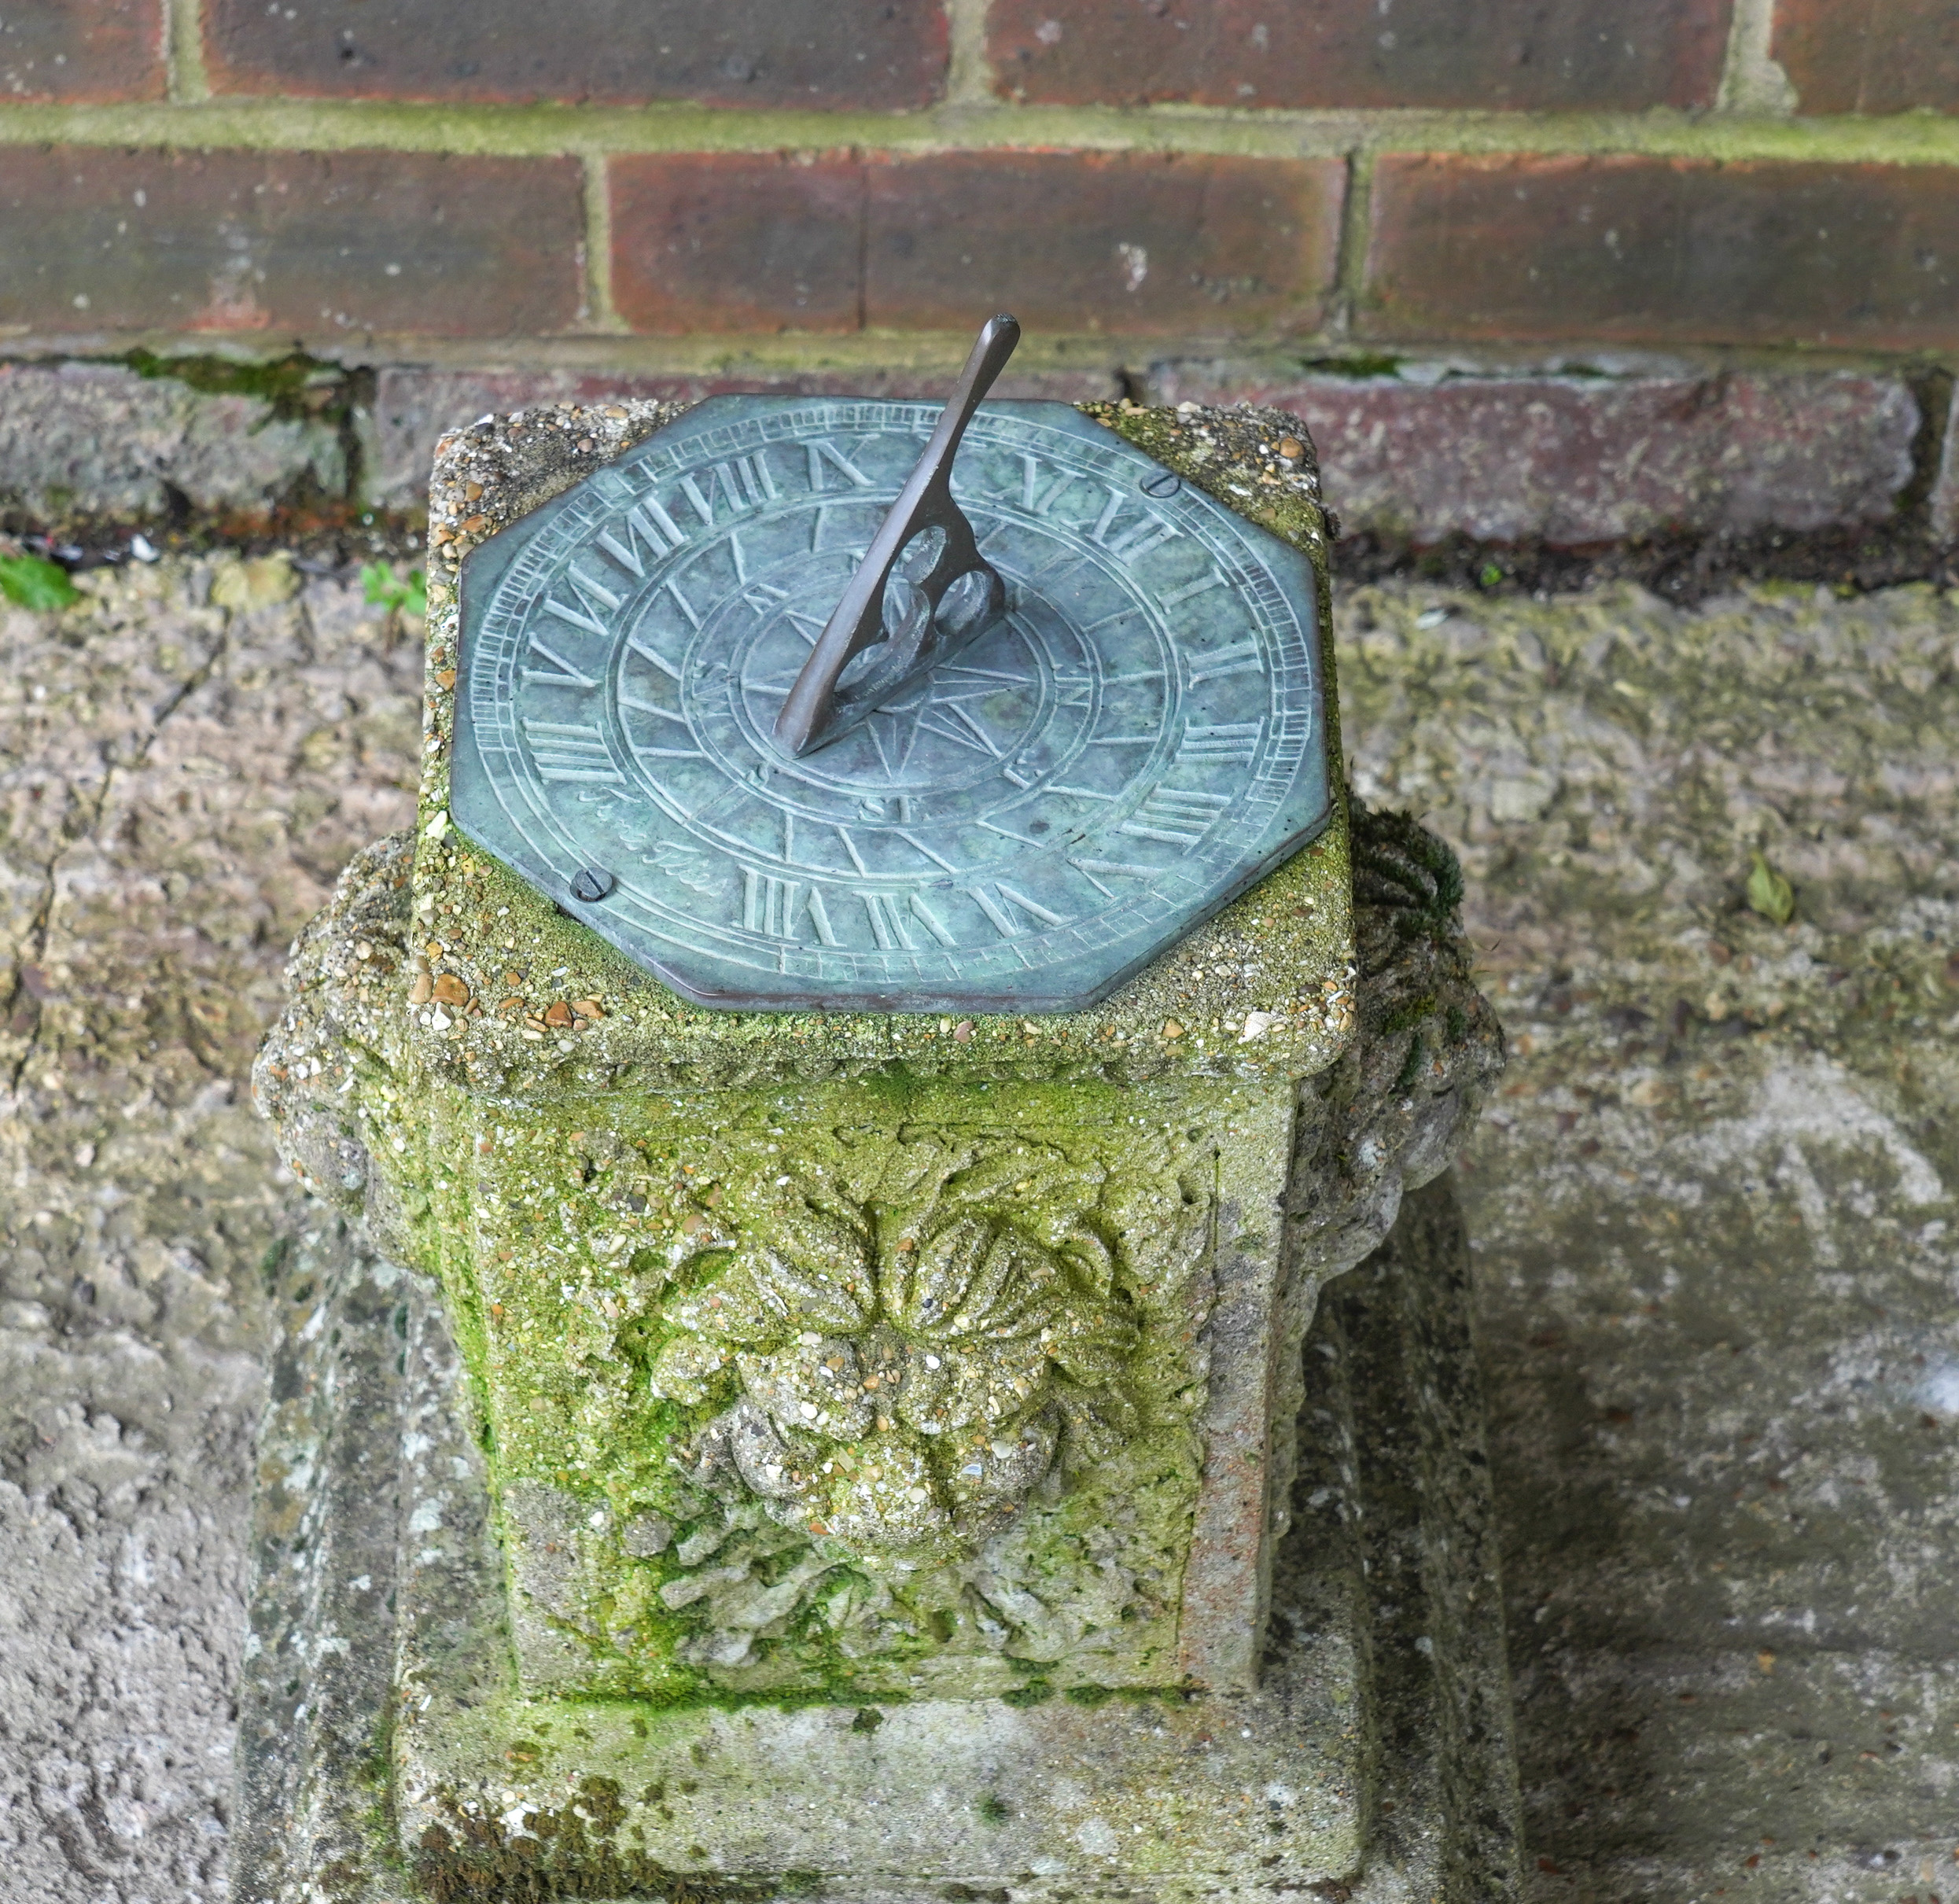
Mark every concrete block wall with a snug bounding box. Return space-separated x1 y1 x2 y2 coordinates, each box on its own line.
2 0 1957 544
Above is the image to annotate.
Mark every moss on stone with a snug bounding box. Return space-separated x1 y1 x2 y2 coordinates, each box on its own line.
408 1071 1266 1702
120 346 348 426
257 796 1507 1894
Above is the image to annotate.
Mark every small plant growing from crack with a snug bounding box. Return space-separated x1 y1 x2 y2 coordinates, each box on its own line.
1746 851 1795 926
0 554 79 612
363 562 427 621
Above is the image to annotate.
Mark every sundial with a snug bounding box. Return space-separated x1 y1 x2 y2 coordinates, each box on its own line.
451 317 1331 1014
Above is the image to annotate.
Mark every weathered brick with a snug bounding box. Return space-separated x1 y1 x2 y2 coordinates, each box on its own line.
0 360 347 519
1364 156 1959 350
612 150 1342 337
372 362 1123 506
1772 0 1959 115
0 0 164 102
0 149 583 338
987 0 1730 109
867 152 1339 333
1147 365 1920 543
204 0 945 108
609 153 865 334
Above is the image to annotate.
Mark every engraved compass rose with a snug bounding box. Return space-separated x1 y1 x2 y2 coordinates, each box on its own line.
736 634 1026 796
450 317 1332 1014
857 665 1019 784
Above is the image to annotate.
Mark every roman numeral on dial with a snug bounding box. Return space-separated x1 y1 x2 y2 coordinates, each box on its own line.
1160 568 1226 610
1019 455 1080 516
524 635 597 690
805 440 873 491
1120 786 1229 847
742 872 839 945
524 720 623 786
1089 488 1180 561
1188 640 1264 684
594 495 687 576
1177 721 1262 764
965 881 1069 938
862 891 916 951
680 455 777 525
540 569 624 639
1014 461 1179 558
852 890 961 952
1067 856 1157 899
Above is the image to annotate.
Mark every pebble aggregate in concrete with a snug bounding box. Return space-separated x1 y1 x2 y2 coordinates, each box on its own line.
1341 579 1959 1902
0 557 419 1901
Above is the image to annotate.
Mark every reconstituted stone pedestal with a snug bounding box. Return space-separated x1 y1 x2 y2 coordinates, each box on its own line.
241 396 1512 1899
234 1169 1518 1904
243 798 1511 1902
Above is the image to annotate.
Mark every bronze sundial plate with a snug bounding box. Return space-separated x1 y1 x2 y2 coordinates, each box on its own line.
451 397 1332 1015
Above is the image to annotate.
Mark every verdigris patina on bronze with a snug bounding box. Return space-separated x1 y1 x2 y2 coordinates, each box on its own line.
449 319 1331 1012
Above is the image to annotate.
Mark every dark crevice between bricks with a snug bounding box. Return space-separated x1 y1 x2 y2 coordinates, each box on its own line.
1332 364 1958 604
19 514 1953 614
6 508 422 581
1332 521 1959 607
1897 364 1955 522
1294 352 1408 380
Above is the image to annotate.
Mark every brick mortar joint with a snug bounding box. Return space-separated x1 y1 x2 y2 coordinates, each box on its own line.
577 156 624 335
160 0 210 105
943 0 995 107
3 100 1959 164
1327 150 1378 336
1718 0 1800 116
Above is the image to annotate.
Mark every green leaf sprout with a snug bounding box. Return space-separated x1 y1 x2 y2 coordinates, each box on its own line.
362 562 427 620
0 554 80 613
1745 851 1795 926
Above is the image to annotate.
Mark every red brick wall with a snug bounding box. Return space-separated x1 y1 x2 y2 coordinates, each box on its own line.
3 0 1957 543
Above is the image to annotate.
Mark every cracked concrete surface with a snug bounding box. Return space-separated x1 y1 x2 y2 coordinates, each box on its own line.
0 558 420 1902
1 561 1955 1900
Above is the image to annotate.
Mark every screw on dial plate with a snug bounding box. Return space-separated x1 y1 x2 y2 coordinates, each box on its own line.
571 867 616 902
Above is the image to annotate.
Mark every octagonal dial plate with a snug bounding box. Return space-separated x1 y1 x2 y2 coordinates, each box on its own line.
451 397 1331 1014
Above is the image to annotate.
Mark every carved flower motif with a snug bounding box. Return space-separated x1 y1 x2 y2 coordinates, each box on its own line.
649 1201 1140 1567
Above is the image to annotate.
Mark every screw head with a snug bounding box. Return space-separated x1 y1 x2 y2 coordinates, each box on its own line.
571 867 616 902
1140 469 1180 499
